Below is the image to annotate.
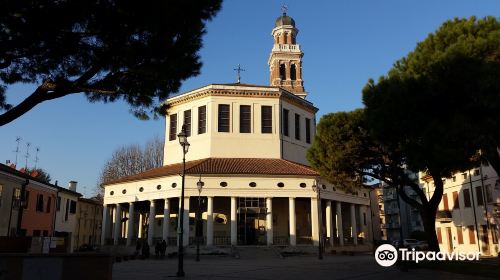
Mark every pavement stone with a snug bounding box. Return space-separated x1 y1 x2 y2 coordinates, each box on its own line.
112 254 495 280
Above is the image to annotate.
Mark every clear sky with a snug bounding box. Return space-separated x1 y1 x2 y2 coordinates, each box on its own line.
0 0 498 197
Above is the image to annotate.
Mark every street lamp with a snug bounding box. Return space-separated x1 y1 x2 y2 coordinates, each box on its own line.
312 182 323 260
196 179 204 262
177 124 190 277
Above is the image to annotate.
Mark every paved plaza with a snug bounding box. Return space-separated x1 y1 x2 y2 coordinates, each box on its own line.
112 253 494 280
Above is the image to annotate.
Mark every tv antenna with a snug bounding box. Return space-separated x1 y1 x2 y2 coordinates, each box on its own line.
24 142 31 171
14 137 21 166
34 147 40 169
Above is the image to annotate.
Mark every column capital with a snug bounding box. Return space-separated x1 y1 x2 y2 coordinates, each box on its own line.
129 201 135 205
150 199 156 205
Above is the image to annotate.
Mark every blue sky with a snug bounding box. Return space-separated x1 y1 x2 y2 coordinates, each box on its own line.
0 0 498 197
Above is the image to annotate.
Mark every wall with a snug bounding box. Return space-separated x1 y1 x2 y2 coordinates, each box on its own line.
21 183 57 236
0 173 23 236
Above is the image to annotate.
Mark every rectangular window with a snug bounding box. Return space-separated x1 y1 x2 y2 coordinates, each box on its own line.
363 213 367 226
57 196 61 211
218 104 230 132
261 106 272 134
492 225 499 244
240 105 251 133
282 109 289 136
437 227 442 244
485 185 493 203
22 190 29 209
457 226 464 244
473 169 480 176
33 230 41 237
475 186 484 206
65 199 69 221
169 114 177 141
305 118 311 144
183 110 192 137
198 106 206 134
42 230 48 237
70 200 77 214
36 194 44 212
463 173 468 180
452 176 456 182
453 191 460 209
46 197 51 213
294 113 300 140
443 193 449 210
468 226 476 244
463 188 471 207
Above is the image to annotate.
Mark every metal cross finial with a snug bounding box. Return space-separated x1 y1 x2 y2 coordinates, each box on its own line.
233 64 245 83
281 4 288 15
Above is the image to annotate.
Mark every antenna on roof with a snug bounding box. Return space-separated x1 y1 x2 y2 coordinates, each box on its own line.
14 136 21 166
34 147 40 169
24 142 31 171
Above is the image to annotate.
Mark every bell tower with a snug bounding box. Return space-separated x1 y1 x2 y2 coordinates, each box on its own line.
268 10 306 98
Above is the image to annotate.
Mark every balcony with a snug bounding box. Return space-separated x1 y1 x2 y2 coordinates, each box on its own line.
436 210 452 223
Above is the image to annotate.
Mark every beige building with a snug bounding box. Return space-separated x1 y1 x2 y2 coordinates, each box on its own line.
421 164 500 256
74 197 102 250
101 12 371 251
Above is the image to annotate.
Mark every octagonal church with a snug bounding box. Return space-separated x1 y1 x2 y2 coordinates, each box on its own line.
102 12 371 250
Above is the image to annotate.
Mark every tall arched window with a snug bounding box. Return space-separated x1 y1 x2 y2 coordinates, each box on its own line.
284 33 288 44
279 64 286 80
290 64 297 80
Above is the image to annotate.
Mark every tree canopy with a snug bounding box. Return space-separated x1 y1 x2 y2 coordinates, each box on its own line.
0 0 222 126
309 16 499 251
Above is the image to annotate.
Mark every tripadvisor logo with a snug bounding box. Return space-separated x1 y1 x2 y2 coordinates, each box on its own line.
374 244 481 267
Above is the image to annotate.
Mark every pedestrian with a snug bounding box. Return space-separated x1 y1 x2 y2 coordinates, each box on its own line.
155 241 160 259
135 240 142 258
142 242 150 259
160 239 167 258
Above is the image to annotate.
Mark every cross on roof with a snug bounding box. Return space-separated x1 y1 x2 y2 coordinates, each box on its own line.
281 4 288 15
233 64 245 83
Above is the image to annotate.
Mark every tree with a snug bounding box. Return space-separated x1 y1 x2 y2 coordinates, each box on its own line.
27 168 52 184
309 17 499 252
361 16 499 250
0 0 222 126
99 136 164 189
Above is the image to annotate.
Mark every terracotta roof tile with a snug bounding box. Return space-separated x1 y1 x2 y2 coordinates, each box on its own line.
104 158 318 185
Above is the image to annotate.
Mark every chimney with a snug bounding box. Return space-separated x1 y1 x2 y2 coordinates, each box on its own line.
68 181 77 192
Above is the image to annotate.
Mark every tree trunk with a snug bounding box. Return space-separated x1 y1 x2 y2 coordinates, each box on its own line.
421 208 440 252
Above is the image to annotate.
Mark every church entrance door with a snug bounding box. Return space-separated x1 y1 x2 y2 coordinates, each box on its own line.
237 198 267 245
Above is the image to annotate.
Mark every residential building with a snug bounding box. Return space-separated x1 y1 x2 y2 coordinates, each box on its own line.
421 164 500 256
101 12 372 250
54 181 82 252
75 197 103 250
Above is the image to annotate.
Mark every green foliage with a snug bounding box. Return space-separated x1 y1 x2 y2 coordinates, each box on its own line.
0 0 222 125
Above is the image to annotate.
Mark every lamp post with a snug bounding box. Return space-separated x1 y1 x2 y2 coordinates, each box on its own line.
312 183 323 260
196 179 204 262
177 124 190 277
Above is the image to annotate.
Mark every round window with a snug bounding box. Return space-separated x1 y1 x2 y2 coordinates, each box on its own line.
122 189 127 194
277 182 284 188
110 191 114 196
157 185 162 190
171 183 177 188
249 182 257 188
220 182 228 187
139 187 144 192
321 184 326 190
299 183 306 188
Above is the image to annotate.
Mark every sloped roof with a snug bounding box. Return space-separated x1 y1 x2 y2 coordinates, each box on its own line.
103 158 319 185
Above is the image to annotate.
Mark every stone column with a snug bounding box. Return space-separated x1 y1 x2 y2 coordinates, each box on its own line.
326 200 333 247
358 205 365 243
126 202 135 246
138 213 143 238
266 197 273 245
182 197 190 247
113 204 121 245
289 197 296 246
285 61 291 80
162 198 170 242
336 201 344 246
101 204 109 245
207 197 214 246
351 204 358 245
230 197 237 245
148 200 156 246
311 198 319 246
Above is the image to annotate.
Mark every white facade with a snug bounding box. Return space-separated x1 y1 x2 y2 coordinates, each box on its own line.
102 12 371 250
421 164 500 256
54 185 81 252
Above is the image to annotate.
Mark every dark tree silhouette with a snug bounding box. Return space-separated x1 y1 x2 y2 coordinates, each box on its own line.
0 0 222 126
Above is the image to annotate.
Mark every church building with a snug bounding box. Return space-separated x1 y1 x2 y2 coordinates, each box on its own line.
101 12 372 251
